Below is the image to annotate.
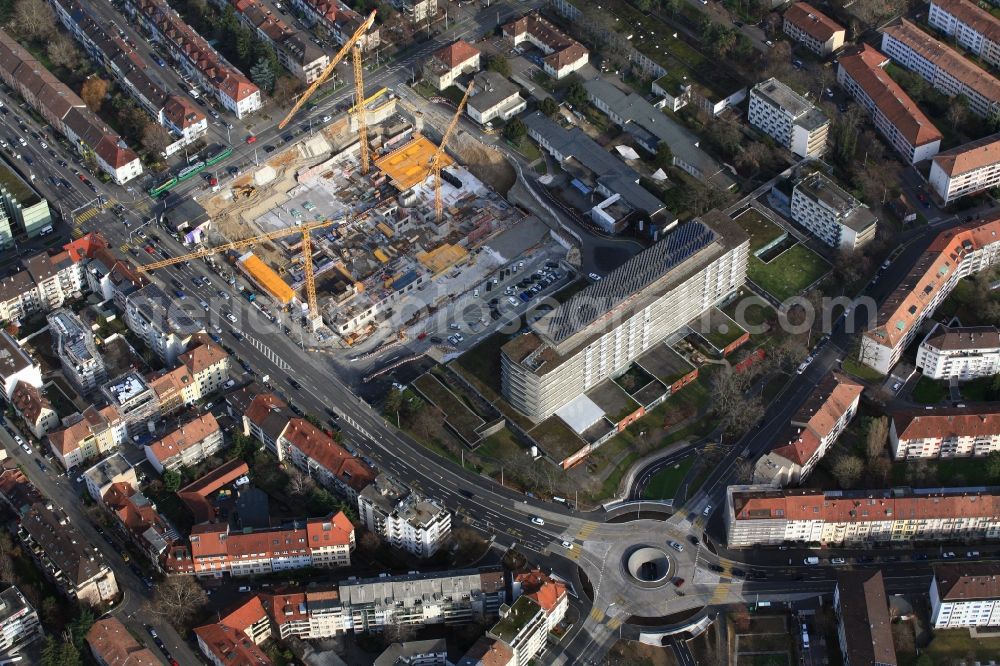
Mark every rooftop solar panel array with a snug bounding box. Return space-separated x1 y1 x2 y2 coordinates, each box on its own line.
541 221 717 344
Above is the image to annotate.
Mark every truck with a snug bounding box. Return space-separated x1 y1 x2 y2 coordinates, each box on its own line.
244 291 256 302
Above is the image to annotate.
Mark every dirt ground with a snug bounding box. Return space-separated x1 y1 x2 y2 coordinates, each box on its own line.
450 133 516 197
605 640 678 666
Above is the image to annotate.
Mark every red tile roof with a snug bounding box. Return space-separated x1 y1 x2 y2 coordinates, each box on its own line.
86 617 161 666
770 373 862 465
784 2 845 42
515 569 567 614
433 40 480 69
932 133 1000 178
932 0 1000 43
194 623 273 666
147 413 220 465
177 459 249 524
220 596 269 634
161 95 205 129
180 342 228 375
838 44 942 148
11 380 52 426
282 418 376 492
934 562 1000 601
891 404 1000 442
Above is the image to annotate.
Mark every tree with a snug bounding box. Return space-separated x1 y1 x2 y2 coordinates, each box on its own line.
47 33 79 70
538 97 560 118
383 388 403 416
653 141 673 170
141 123 172 157
734 141 772 177
831 454 864 489
69 609 95 651
162 469 182 492
80 77 108 113
148 576 208 628
947 94 970 128
12 0 54 41
503 117 527 145
988 450 1000 482
487 55 511 77
287 467 316 498
564 77 587 108
0 532 16 584
706 118 742 159
249 58 275 93
866 416 889 463
230 432 261 462
272 76 301 105
40 636 81 666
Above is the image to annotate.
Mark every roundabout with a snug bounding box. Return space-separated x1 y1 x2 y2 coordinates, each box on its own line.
624 546 672 588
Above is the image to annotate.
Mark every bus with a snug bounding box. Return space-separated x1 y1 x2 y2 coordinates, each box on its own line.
148 176 178 197
177 160 205 182
205 145 233 167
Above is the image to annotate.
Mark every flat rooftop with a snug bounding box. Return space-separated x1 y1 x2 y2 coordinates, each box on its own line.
375 135 453 190
0 159 40 206
796 172 877 232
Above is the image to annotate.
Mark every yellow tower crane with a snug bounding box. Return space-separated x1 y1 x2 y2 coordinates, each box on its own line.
429 83 474 223
278 11 376 173
136 218 344 325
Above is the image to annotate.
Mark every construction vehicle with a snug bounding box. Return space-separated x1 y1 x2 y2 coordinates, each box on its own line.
278 11 376 174
233 184 256 199
135 217 356 328
429 83 474 223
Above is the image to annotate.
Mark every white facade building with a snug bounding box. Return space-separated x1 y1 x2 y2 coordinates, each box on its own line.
790 171 877 250
0 330 41 400
916 323 1000 380
928 0 1000 70
748 79 829 158
861 218 1000 374
0 585 42 657
47 308 106 394
931 563 1000 628
889 405 1000 459
145 414 224 473
467 71 527 125
929 134 1000 204
358 477 452 558
124 284 205 364
782 2 845 56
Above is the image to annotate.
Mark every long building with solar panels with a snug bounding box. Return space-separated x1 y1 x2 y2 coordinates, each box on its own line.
500 211 749 422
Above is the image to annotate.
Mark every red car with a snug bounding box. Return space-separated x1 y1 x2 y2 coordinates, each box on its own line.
145 245 155 254
245 135 256 144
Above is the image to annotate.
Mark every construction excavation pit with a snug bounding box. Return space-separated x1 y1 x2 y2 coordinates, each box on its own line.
624 546 672 589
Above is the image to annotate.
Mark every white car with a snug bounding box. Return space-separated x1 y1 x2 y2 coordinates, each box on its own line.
14 435 23 445
199 300 209 311
588 272 602 281
561 540 573 550
702 505 712 516
322 115 332 122
531 517 545 526
219 290 230 300
226 313 237 323
668 540 684 552
507 296 519 306
831 557 846 565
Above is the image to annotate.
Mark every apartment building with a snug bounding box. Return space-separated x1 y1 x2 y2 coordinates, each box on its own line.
881 19 1000 120
339 568 507 632
166 513 354 577
460 638 514 666
82 452 137 505
928 0 1000 69
790 171 877 250
500 212 748 423
125 0 262 118
290 0 379 50
488 597 547 666
748 78 829 158
358 476 452 558
103 482 177 565
726 485 1000 547
375 640 448 666
101 371 159 438
916 323 1000 379
194 622 272 666
178 341 230 396
889 404 1000 459
24 249 87 313
262 588 349 640
243 392 293 454
214 0 329 83
0 162 51 247
752 373 863 487
397 0 437 25
0 459 40 517
277 417 377 501
86 617 159 666
48 0 207 157
145 413 224 473
930 563 1000 628
124 283 206 363
783 2 845 56
424 40 480 90
47 308 106 394
176 460 250 524
513 569 568 631
502 13 588 79
860 218 1000 374
929 134 1000 204
834 571 897 666
467 71 527 126
837 44 942 165
0 331 39 402
19 502 119 604
47 404 124 469
10 381 58 439
0 585 42 658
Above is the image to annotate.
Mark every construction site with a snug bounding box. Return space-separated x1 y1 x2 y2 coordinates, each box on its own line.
147 13 527 348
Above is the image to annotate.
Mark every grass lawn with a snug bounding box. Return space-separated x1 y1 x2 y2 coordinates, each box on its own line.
842 356 885 382
960 375 999 401
456 331 511 395
892 456 998 486
509 138 542 162
734 209 785 253
748 244 829 302
911 375 949 404
702 310 747 350
917 629 1000 663
642 455 695 500
412 81 437 99
746 655 790 666
412 374 484 443
724 293 774 329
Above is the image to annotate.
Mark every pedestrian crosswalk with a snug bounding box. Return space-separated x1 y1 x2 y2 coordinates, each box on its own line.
75 206 100 224
244 335 291 371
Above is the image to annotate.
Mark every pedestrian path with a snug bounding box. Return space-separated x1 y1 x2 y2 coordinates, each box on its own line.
244 335 291 371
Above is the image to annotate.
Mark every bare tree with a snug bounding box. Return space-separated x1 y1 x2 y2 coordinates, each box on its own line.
287 467 315 498
831 454 864 489
141 123 172 157
866 417 889 463
47 33 79 69
12 0 54 40
0 532 17 584
147 576 208 628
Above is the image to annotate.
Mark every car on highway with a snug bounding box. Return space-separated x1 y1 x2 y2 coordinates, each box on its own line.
708 563 724 573
288 377 302 390
803 556 820 565
561 540 573 550
831 557 846 565
943 551 957 559
226 313 237 323
246 135 257 144
588 272 602 281
702 504 712 516
672 577 685 587
687 535 699 546
530 517 545 526
668 540 684 552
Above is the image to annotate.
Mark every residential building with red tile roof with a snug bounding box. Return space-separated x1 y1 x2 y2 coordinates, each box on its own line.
930 562 1000 628
889 403 1000 459
178 342 230 397
513 569 568 630
10 380 58 439
424 40 481 90
929 0 1000 70
216 596 273 645
124 0 262 117
82 453 137 505
289 0 379 50
260 588 346 639
881 19 1000 120
459 636 515 666
145 413 224 473
160 96 208 151
177 459 251 524
0 458 42 516
930 134 1000 204
837 44 942 165
860 217 1000 374
834 571 897 666
277 417 377 501
783 2 845 56
194 622 273 666
86 617 161 666
46 404 125 469
223 0 330 83
726 484 1000 547
753 373 863 487
243 393 293 455
102 481 178 564
502 13 588 79
916 322 1000 379
165 512 353 576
